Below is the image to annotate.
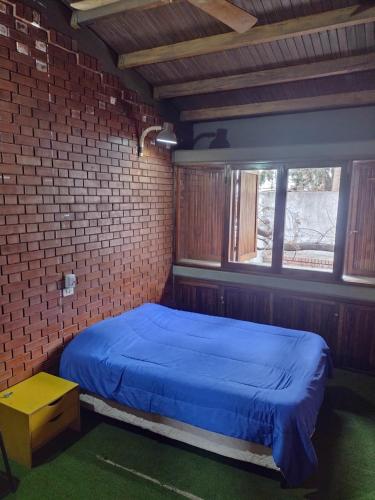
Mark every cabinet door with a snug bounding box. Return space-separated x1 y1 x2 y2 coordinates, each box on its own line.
339 304 375 371
345 161 375 278
272 294 340 360
223 286 271 325
174 279 221 316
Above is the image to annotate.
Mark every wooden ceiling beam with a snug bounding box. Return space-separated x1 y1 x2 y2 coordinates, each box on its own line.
118 4 375 68
71 0 120 10
180 90 375 122
71 0 174 28
154 53 375 99
186 0 257 33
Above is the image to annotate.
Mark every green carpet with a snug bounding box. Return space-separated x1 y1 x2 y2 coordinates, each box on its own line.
3 369 375 500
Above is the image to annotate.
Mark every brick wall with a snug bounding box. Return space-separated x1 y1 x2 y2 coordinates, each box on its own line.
0 1 173 389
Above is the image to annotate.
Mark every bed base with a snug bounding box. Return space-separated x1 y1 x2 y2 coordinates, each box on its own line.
80 392 281 479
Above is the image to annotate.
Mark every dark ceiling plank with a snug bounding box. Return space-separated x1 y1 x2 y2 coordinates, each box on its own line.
154 53 375 99
118 4 375 68
71 0 175 28
186 0 257 33
180 89 375 121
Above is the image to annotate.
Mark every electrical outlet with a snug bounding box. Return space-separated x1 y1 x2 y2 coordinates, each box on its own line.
63 287 74 297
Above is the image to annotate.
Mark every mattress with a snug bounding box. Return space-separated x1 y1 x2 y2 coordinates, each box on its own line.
60 303 331 486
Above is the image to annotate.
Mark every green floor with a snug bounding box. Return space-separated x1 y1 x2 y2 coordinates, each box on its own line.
3 369 375 500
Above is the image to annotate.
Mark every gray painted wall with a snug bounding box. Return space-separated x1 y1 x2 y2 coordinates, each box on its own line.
193 106 375 150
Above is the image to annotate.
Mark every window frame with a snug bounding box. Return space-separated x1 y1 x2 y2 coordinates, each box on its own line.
174 160 352 285
222 162 280 275
280 162 350 282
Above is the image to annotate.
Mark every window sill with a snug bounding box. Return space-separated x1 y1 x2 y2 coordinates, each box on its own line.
342 275 375 286
174 261 375 289
176 259 221 268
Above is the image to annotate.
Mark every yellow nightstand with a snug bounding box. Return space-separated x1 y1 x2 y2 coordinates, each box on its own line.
0 372 80 468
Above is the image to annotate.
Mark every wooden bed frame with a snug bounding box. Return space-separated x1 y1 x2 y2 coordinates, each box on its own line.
80 391 279 474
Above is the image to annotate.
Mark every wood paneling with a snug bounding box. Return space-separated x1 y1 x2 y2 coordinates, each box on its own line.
79 0 375 112
71 0 172 27
118 5 375 68
136 26 374 87
180 89 375 121
92 1 227 54
187 0 257 34
154 53 375 99
272 294 340 361
223 286 271 325
176 166 225 263
174 279 221 316
173 278 375 372
340 304 375 371
230 171 258 262
345 161 375 278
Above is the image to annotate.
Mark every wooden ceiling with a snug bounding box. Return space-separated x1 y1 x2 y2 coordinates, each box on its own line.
68 0 375 121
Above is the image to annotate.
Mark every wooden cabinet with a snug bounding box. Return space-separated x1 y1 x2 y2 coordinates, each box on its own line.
223 286 271 325
173 277 375 373
339 304 375 371
272 294 340 361
174 279 222 316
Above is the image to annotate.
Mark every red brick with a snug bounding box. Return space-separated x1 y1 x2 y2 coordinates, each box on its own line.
0 0 172 389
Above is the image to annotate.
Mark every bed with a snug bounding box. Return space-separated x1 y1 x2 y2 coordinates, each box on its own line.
59 303 331 486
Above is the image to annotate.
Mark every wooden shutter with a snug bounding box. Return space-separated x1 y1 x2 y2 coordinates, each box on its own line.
176 166 225 263
231 171 258 262
345 161 375 277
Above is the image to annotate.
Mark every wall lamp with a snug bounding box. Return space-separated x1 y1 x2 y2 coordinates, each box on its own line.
138 122 177 157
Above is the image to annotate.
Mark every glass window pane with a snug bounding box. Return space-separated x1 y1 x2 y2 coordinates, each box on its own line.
229 169 277 267
282 166 341 272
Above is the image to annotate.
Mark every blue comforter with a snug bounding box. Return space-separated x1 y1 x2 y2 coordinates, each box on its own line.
60 303 331 486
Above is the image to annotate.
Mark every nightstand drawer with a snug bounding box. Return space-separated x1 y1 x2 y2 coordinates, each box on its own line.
31 404 79 451
0 373 80 467
30 388 78 432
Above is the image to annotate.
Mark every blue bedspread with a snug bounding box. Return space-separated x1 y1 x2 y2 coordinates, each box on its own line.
60 303 331 485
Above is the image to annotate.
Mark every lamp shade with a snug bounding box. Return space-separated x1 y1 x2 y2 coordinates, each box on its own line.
156 123 177 145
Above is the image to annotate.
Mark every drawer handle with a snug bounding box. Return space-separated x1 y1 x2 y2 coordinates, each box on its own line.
48 397 63 406
49 412 63 423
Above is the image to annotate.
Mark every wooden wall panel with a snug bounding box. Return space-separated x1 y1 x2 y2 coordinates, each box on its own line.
272 294 340 362
176 167 225 263
174 279 221 316
231 172 258 262
223 286 271 325
173 278 375 372
339 304 375 371
345 161 375 278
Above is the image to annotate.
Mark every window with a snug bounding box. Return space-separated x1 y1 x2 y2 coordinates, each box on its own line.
176 165 225 266
282 167 341 272
175 162 346 280
228 168 277 267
